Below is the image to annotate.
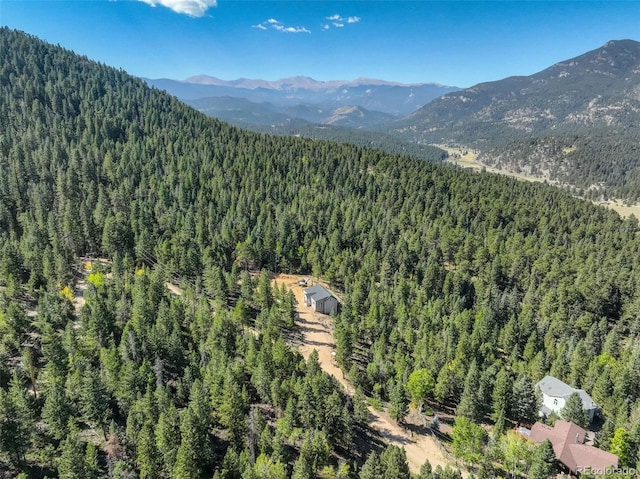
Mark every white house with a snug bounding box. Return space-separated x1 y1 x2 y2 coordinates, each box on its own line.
536 375 598 423
303 284 338 315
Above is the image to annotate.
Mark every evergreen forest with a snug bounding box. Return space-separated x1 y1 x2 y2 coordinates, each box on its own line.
2 28 640 478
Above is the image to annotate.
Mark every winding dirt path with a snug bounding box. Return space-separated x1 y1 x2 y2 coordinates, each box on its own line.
150 270 460 473
273 274 461 475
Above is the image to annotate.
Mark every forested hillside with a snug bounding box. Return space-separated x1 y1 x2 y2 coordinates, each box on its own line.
238 119 447 163
390 39 640 200
2 28 640 477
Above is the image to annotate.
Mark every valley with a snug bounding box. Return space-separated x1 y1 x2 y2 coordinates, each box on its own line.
441 145 640 218
602 201 640 219
391 39 640 200
151 39 640 203
440 145 548 183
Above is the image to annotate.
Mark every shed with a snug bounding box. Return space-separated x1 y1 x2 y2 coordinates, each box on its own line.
303 284 338 315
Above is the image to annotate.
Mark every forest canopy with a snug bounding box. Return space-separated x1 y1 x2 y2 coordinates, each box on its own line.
2 28 640 477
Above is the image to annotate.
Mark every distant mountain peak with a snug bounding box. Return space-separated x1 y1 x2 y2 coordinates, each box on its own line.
180 74 453 90
183 75 227 85
390 38 640 198
604 38 640 48
539 38 640 78
146 75 461 116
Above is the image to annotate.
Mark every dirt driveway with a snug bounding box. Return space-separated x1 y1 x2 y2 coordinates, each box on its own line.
273 274 461 475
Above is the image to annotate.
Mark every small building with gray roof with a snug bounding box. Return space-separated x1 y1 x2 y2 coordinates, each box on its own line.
303 284 338 315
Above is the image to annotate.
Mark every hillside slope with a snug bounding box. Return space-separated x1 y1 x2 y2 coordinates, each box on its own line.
3 28 640 477
185 96 447 162
391 39 640 199
187 96 397 128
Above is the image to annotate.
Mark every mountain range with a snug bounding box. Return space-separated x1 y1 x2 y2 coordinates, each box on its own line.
144 76 450 161
147 40 640 200
390 39 640 199
144 75 460 118
186 96 397 129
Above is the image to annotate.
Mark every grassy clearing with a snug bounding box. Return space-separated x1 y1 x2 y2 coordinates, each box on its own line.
437 144 640 219
597 201 640 219
437 145 483 170
438 144 546 183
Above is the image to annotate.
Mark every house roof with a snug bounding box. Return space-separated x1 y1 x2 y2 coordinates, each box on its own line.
536 376 597 410
303 284 333 302
528 421 618 472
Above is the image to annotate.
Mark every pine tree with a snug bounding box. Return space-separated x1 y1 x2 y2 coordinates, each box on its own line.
491 367 512 420
324 390 351 446
419 460 433 479
493 407 507 439
173 380 212 479
529 439 557 479
380 444 411 479
0 377 32 467
298 430 330 473
595 418 615 450
353 388 370 424
156 403 181 476
256 269 273 310
80 366 111 439
389 381 409 425
239 270 254 302
247 406 265 462
204 264 228 305
220 447 242 478
42 380 72 440
173 408 204 479
57 428 86 479
85 442 101 479
456 361 481 422
560 392 588 427
41 324 68 380
219 381 247 450
21 347 38 399
359 452 384 479
511 374 538 424
136 420 161 479
253 453 288 479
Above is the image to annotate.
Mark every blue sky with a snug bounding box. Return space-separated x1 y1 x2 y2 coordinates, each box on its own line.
2 1 639 87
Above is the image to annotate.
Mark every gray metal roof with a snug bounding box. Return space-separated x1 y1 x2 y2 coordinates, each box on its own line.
303 284 333 302
536 376 597 410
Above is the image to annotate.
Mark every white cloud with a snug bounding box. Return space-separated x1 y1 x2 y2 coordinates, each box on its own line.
323 24 330 30
255 18 310 33
139 0 217 17
323 14 360 29
274 24 310 33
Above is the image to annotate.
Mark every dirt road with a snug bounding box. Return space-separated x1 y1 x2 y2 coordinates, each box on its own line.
273 274 460 475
